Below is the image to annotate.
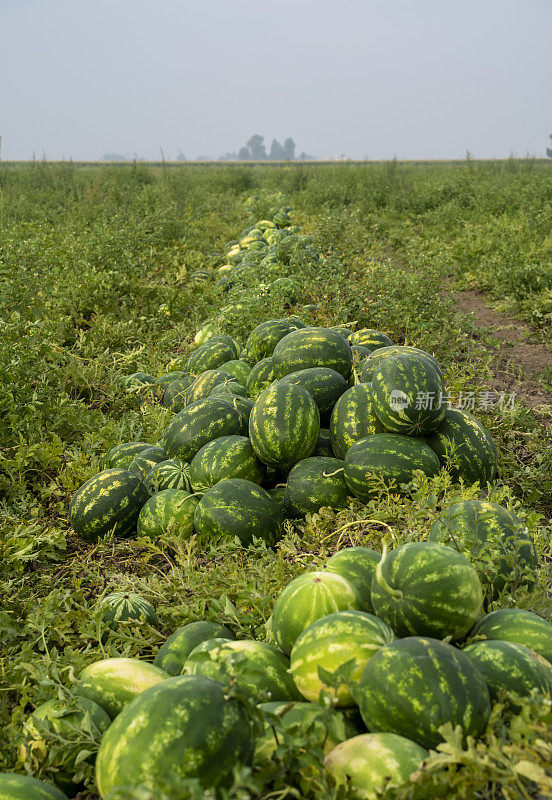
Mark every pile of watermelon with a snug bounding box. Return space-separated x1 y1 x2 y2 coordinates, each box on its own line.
6 198 550 800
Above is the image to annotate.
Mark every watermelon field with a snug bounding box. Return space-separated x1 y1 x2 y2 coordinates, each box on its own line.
1 159 552 800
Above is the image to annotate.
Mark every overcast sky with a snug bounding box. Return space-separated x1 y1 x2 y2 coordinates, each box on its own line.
1 0 551 161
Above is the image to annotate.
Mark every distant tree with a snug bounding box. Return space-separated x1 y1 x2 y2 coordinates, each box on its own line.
246 135 267 160
176 151 186 161
547 134 552 158
101 152 128 161
238 146 250 160
269 139 285 160
282 137 296 160
298 151 314 160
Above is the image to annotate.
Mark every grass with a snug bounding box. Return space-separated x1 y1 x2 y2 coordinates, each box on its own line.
0 160 551 799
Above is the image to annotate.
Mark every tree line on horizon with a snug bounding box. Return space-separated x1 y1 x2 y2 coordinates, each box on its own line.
101 135 314 162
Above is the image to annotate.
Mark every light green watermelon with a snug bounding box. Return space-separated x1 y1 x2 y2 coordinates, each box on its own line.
463 640 552 702
77 658 168 718
0 774 68 800
326 547 381 612
145 458 192 494
137 489 199 539
97 592 157 626
154 621 235 676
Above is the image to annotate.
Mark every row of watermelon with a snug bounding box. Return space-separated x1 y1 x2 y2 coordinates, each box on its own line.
11 542 552 800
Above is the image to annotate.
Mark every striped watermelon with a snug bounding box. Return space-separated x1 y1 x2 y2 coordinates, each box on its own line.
95 675 254 795
189 435 265 492
163 397 244 462
0 775 68 800
429 500 537 596
284 456 350 515
244 319 304 364
427 408 498 486
104 441 150 469
78 658 168 718
120 372 156 390
314 427 333 457
137 489 198 539
194 478 282 546
154 621 235 676
349 328 394 351
69 469 148 542
162 375 195 411
355 637 491 749
256 701 358 764
97 592 157 626
209 379 248 399
371 354 446 435
145 459 192 494
272 328 353 380
463 640 552 702
215 393 254 424
326 547 381 612
183 369 236 406
246 357 276 398
127 445 166 482
155 371 188 386
278 367 348 419
329 384 384 459
371 542 483 641
185 336 241 373
325 733 427 798
218 359 252 383
357 345 442 383
184 639 301 701
470 608 552 664
249 383 320 468
344 434 441 501
290 610 395 706
271 571 361 655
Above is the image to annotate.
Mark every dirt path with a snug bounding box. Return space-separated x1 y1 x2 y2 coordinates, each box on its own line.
441 284 552 410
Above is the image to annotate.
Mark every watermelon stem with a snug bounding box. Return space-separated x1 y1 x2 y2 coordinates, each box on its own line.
375 546 403 601
322 468 345 478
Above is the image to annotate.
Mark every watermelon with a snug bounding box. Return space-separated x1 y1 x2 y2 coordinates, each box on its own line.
0 774 68 800
215 393 254 424
349 328 394 351
357 345 443 384
325 733 427 799
163 397 244 461
183 369 236 406
69 469 148 542
285 457 350 515
244 319 304 364
463 640 552 702
218 359 252 383
271 571 361 655
371 542 483 641
184 639 301 701
427 408 498 486
185 336 241 373
272 328 353 380
329 384 384 459
137 488 198 539
315 428 333 457
355 637 491 749
162 375 195 411
120 372 156 389
97 591 157 626
326 547 381 612
209 379 248 399
344 434 441 501
127 445 166 482
189 435 265 492
78 658 168 718
371 354 446 435
470 608 552 664
290 610 395 706
428 500 537 595
154 621 235 675
194 322 216 345
268 277 300 304
104 441 150 469
246 357 276 398
145 458 192 494
351 344 371 365
155 371 187 386
22 697 110 792
278 367 348 419
194 478 282 546
255 702 359 764
95 675 254 795
249 383 320 468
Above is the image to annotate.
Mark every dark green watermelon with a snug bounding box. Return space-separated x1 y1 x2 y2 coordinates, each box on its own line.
249 382 320 469
185 336 241 373
463 640 552 702
69 469 148 542
349 328 393 351
163 397 244 462
314 427 333 457
246 357 276 398
344 434 441 501
326 547 381 612
330 384 384 459
104 441 150 469
272 328 353 380
189 435 265 492
278 367 347 419
183 369 236 406
194 478 282 546
357 346 442 383
137 489 198 539
245 319 304 364
285 457 350 515
469 608 552 665
427 409 498 486
354 637 491 749
154 621 235 676
162 375 195 411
